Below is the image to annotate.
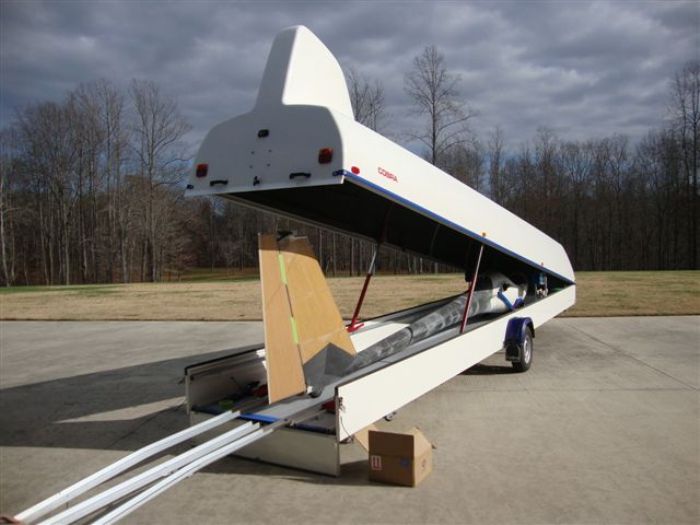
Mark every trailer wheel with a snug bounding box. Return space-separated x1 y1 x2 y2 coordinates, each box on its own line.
511 329 533 373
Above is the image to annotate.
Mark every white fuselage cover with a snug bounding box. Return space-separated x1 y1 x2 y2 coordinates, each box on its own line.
186 26 575 284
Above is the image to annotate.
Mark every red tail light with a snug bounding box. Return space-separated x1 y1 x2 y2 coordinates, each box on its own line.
196 163 208 178
318 148 333 164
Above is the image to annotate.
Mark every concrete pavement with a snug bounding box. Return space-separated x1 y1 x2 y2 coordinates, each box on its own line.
0 317 698 524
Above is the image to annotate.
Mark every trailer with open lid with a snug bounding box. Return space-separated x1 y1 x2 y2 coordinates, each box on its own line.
12 25 574 525
182 25 575 475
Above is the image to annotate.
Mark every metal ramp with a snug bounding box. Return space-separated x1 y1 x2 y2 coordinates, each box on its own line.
13 410 285 525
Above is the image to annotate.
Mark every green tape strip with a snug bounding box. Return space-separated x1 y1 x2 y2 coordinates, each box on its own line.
277 251 297 344
289 316 299 345
278 253 287 284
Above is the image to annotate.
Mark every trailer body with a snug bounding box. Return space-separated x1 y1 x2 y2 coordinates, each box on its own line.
186 26 575 287
183 25 575 475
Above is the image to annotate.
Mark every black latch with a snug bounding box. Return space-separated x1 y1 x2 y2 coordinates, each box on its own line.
186 184 194 190
253 176 261 186
289 172 311 180
257 129 269 138
209 179 228 187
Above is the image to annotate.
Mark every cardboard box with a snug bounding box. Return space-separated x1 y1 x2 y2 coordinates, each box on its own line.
368 427 433 486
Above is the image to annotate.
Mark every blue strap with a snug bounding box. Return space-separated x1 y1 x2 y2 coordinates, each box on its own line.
497 290 514 311
240 413 280 424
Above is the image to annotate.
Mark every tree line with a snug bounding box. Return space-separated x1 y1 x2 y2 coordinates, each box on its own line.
0 79 197 285
0 54 697 286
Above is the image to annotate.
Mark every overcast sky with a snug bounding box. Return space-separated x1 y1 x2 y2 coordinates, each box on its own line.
1 0 698 154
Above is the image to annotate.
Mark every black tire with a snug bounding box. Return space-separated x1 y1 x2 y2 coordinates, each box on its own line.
511 329 533 373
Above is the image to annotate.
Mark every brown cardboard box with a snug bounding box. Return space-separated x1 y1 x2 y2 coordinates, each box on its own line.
368 427 433 487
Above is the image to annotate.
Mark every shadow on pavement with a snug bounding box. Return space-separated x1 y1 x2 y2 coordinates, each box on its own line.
0 348 238 451
200 454 374 486
461 363 515 375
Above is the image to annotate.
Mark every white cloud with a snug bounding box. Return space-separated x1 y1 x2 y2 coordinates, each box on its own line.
1 0 697 151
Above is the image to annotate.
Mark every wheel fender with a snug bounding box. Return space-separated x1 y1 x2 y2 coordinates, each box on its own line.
504 317 533 362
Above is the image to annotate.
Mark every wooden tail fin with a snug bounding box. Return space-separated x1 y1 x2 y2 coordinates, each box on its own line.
259 233 356 403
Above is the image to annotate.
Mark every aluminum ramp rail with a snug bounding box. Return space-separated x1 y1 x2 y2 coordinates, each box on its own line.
13 410 284 525
15 410 241 523
91 421 283 525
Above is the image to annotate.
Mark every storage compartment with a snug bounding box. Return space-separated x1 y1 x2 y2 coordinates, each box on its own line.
185 347 341 475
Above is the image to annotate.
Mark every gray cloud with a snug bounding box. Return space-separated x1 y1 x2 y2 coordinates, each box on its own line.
1 0 697 153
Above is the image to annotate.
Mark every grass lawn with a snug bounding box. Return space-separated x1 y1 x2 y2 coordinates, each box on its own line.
0 271 698 321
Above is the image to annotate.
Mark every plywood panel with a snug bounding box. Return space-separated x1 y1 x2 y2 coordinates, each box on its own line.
279 236 356 363
259 234 306 403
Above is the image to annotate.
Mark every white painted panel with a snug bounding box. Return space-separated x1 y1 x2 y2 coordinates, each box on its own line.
189 412 339 476
255 26 353 118
336 112 575 282
336 286 575 440
237 428 339 476
186 106 344 196
187 25 575 282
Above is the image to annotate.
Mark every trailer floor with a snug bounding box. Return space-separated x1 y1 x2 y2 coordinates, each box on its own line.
1 317 698 524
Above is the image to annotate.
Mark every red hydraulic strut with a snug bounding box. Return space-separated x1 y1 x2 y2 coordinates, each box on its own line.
347 245 378 333
347 207 391 333
460 244 484 334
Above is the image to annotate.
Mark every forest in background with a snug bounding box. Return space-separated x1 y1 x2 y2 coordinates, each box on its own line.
0 54 697 286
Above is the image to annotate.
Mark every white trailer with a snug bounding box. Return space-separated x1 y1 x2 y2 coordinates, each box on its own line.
11 25 575 524
182 25 574 475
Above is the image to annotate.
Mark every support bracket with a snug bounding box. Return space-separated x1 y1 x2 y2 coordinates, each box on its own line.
460 244 484 334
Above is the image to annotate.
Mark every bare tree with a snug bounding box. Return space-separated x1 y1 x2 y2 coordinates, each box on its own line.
346 67 386 132
669 60 699 268
92 79 130 282
70 83 107 282
559 140 594 266
130 79 191 281
404 45 475 168
636 129 682 269
487 126 506 204
442 139 484 191
16 101 81 284
533 127 559 232
0 130 15 286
